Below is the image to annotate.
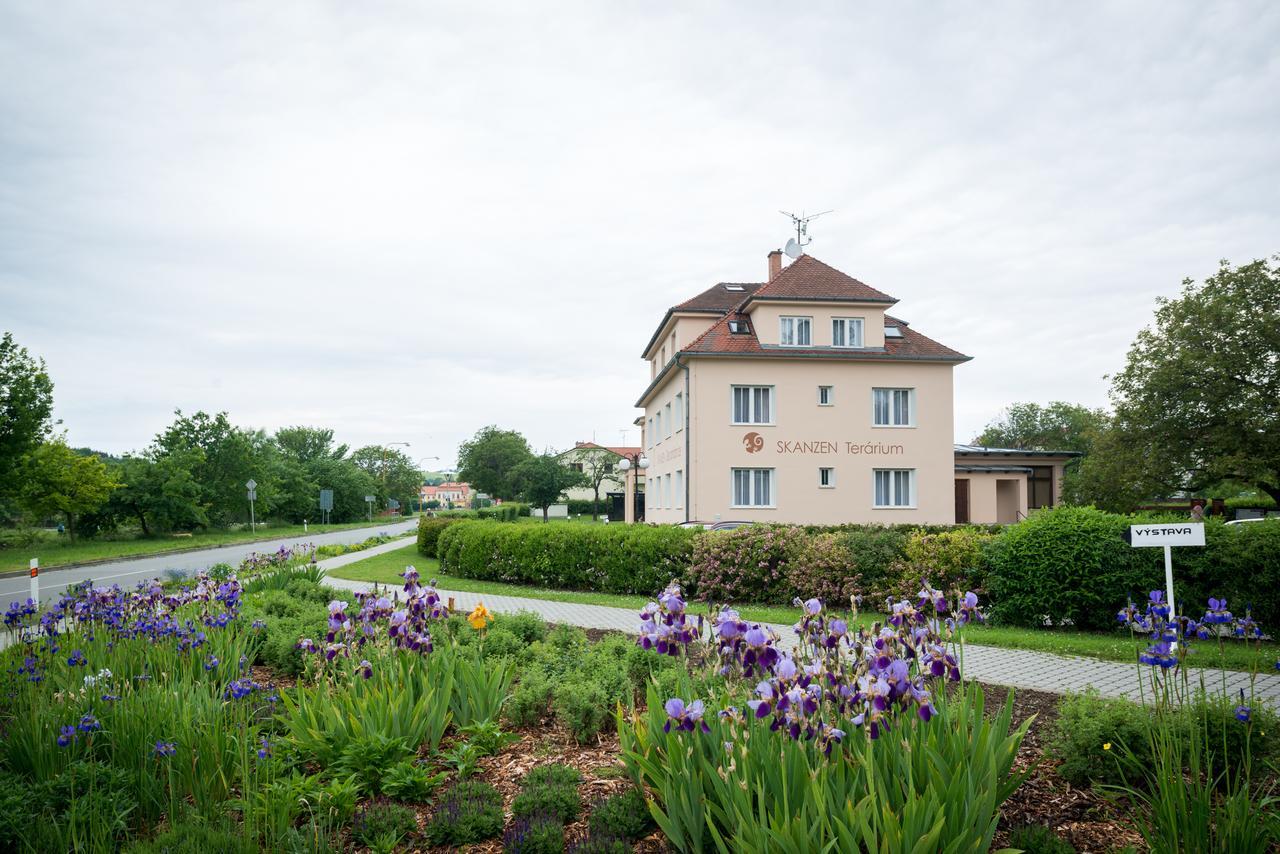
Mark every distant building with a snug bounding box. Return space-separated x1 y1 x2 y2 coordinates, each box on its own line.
420 481 472 507
558 442 640 503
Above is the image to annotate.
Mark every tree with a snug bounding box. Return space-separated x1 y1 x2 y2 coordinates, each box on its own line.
152 411 272 526
275 426 348 463
107 450 209 535
512 453 584 522
0 332 55 498
1109 256 1280 504
350 446 423 515
1067 421 1169 512
974 401 1109 455
456 426 533 500
19 440 119 538
558 444 623 519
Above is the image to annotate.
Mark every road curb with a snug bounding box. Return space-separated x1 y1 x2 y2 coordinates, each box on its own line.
0 520 418 580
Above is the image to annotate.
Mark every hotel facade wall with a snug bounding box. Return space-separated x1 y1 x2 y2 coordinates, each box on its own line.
643 358 956 526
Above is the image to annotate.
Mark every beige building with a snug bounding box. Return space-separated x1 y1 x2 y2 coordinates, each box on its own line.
953 445 1081 524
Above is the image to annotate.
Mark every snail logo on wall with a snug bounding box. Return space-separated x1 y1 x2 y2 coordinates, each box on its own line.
743 432 764 454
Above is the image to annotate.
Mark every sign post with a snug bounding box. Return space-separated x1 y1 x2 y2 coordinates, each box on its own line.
29 558 38 605
1127 522 1206 645
246 479 258 533
319 489 334 526
364 495 375 522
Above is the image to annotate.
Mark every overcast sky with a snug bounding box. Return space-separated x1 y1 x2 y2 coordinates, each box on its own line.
2 2 1277 465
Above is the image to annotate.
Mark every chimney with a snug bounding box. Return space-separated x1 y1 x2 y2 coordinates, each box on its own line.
768 249 782 281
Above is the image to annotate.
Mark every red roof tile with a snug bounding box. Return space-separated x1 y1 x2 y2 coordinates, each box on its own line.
746 254 897 305
681 311 967 361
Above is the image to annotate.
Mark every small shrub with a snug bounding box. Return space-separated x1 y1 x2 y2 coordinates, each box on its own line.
587 788 653 840
125 817 257 854
427 781 504 845
523 763 584 789
504 813 566 853
382 760 447 803
567 833 630 853
507 667 554 727
458 720 521 756
502 610 549 644
554 679 609 743
333 733 414 793
1008 824 1076 854
1048 690 1151 787
512 785 582 825
352 801 419 848
0 771 34 852
893 527 996 602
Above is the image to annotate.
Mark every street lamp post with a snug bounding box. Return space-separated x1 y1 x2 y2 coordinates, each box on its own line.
416 455 440 512
615 452 650 524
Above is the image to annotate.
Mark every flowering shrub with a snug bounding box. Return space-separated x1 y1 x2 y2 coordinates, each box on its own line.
684 524 808 604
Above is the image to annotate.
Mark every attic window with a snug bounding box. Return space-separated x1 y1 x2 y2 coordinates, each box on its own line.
728 320 752 334
724 285 746 292
884 326 904 338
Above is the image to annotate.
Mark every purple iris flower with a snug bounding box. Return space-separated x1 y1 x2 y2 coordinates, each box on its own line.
204 655 219 671
803 598 822 616
663 697 708 733
154 740 176 757
77 714 101 733
57 725 76 747
67 649 87 667
257 737 272 759
356 659 373 679
1203 598 1233 625
1140 641 1177 668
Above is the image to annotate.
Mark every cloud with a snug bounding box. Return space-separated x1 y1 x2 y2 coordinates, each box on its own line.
1 0 1277 459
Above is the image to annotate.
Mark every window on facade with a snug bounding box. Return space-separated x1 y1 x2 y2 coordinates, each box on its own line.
675 469 684 508
651 475 661 509
779 316 812 347
873 469 915 507
732 386 773 424
818 385 833 406
1029 466 1054 509
819 467 835 488
655 409 663 440
647 417 653 449
872 388 914 426
674 393 683 431
665 475 672 509
570 462 583 472
664 403 672 439
732 468 774 507
832 317 864 348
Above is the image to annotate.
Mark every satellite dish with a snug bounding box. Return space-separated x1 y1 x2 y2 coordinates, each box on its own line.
784 237 803 259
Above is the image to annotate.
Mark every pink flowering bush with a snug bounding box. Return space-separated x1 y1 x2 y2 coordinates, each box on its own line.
684 525 808 604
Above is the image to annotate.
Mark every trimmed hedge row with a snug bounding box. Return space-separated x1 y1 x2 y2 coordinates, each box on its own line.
437 522 697 595
434 510 1280 631
417 516 465 558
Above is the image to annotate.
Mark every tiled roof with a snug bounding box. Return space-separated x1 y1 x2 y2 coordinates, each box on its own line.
680 313 969 362
675 282 764 312
572 442 640 458
746 254 897 305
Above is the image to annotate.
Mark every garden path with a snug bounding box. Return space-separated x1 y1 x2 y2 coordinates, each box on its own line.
319 551 1280 710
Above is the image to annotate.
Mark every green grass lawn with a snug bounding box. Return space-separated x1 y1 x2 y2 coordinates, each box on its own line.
0 517 417 574
329 542 1280 674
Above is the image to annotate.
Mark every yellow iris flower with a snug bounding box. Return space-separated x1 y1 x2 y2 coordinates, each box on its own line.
467 602 494 630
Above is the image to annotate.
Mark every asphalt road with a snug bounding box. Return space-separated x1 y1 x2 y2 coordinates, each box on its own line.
0 519 418 607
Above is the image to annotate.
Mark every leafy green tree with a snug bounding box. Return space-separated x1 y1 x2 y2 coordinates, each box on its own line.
107 450 209 535
558 445 623 519
18 440 119 538
152 411 272 526
512 453 585 522
1110 256 1280 504
457 426 533 500
1067 422 1168 512
974 401 1109 455
274 426 348 463
305 455 381 523
0 332 55 498
350 446 423 514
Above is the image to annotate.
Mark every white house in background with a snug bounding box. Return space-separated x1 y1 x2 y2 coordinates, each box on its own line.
558 442 639 503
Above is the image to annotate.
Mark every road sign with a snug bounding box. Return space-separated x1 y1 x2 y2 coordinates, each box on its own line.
247 489 257 501
319 490 334 511
1125 523 1205 547
364 495 375 503
1127 522 1205 645
245 479 257 490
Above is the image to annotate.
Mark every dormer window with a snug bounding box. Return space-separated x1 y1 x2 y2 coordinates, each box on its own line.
885 326 904 339
728 319 752 335
779 316 812 347
832 317 864 348
724 284 745 292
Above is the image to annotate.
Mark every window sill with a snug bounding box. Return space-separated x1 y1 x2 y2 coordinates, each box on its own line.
819 485 836 489
730 505 777 510
871 424 916 429
730 422 775 427
873 505 918 510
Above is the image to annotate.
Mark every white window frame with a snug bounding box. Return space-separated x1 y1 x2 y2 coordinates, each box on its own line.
817 385 833 406
665 475 672 509
652 475 662 509
731 385 774 425
779 316 812 347
819 467 835 488
675 469 684 508
873 468 916 508
664 403 672 439
674 393 683 432
731 467 775 508
872 388 915 428
647 417 654 449
831 317 864 348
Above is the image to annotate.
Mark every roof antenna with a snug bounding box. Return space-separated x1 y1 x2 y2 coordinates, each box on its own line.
780 209 832 258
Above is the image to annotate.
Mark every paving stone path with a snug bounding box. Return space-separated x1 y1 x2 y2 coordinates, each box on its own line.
319 543 1280 710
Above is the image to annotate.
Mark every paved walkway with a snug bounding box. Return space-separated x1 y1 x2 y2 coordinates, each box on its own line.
318 552 1280 709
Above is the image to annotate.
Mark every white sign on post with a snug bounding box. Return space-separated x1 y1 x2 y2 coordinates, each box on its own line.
1128 522 1205 644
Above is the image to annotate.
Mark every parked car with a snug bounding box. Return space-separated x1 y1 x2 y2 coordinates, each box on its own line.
1225 517 1278 526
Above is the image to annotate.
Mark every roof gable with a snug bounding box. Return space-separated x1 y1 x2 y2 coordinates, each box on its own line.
745 254 896 305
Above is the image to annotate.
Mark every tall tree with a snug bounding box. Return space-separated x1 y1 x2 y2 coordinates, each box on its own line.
19 440 119 538
456 426 533 500
512 453 585 522
152 411 270 526
0 332 55 497
1110 256 1280 504
350 446 423 514
973 401 1109 455
107 450 209 535
275 426 348 463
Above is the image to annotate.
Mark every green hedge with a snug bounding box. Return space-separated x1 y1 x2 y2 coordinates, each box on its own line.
437 521 697 595
418 516 465 558
476 503 527 522
566 498 611 517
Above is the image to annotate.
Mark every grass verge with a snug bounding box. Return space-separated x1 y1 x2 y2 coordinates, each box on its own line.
329 543 1279 674
0 517 417 574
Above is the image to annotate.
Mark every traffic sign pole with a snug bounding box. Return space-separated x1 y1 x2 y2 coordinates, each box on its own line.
246 479 258 534
29 559 38 605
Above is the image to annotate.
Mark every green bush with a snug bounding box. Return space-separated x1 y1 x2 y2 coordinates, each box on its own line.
587 788 653 840
502 610 549 644
0 770 34 851
439 521 696 595
504 813 566 853
512 784 582 824
566 498 610 517
352 800 419 848
478 503 522 521
785 532 857 608
685 524 808 604
418 515 464 558
382 760 446 802
427 781 504 845
1007 824 1076 854
890 527 996 604
507 665 555 727
126 817 257 854
523 763 584 789
1048 690 1151 787
567 832 630 853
